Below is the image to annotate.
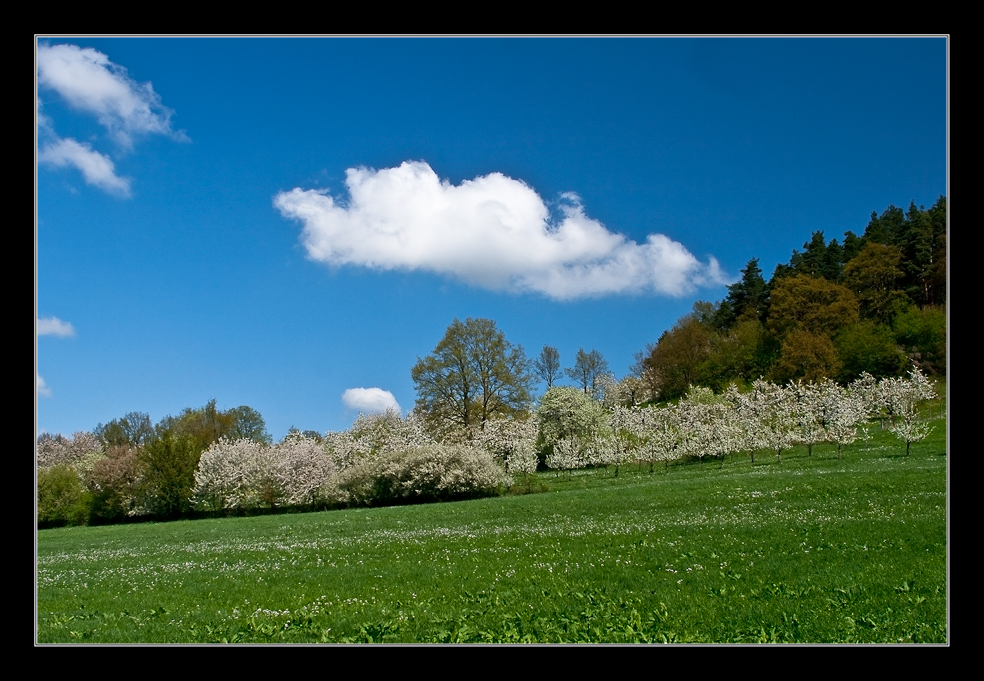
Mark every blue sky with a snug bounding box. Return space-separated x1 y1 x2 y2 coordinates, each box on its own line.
36 37 947 440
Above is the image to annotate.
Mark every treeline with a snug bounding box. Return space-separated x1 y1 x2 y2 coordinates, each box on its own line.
36 368 940 529
36 400 271 527
634 197 946 401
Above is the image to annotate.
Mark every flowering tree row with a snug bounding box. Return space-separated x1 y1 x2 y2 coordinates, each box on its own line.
167 367 945 513
533 368 938 477
37 369 937 525
191 411 512 512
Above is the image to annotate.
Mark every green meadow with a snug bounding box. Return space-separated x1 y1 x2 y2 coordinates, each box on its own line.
36 420 946 644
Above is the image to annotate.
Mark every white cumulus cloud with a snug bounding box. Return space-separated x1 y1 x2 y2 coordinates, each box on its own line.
342 388 402 415
37 43 186 148
38 139 131 196
274 161 728 300
37 374 52 398
37 316 76 338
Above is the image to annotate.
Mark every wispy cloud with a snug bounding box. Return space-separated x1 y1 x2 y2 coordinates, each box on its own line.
37 43 186 197
37 316 76 338
37 374 52 398
38 139 131 196
342 387 402 415
37 43 186 148
275 161 728 300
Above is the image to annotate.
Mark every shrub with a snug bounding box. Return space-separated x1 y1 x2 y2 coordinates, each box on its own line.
37 464 92 527
338 444 509 506
193 435 342 512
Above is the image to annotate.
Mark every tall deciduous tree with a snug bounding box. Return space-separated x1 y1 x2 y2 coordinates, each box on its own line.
565 348 609 395
533 345 562 388
767 274 859 340
842 242 907 323
411 318 532 435
95 412 153 449
640 315 713 401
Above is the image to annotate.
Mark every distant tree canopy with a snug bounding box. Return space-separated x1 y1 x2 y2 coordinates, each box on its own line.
636 197 945 399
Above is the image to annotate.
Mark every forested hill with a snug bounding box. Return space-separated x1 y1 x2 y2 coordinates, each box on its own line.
634 197 946 401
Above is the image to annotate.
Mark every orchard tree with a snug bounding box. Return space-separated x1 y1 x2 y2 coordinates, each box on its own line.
411 318 532 437
536 386 610 456
742 380 799 463
880 367 937 455
546 436 585 478
630 343 662 402
824 380 869 459
36 431 102 469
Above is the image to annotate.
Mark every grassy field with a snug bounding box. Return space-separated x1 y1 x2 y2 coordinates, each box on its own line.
36 419 947 643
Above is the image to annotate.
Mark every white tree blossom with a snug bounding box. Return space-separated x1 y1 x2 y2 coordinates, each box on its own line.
36 431 103 470
879 368 937 455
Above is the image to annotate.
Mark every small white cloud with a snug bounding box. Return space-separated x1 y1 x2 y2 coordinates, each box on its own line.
38 139 131 196
37 43 186 148
37 374 52 398
342 387 401 415
275 161 728 300
37 316 76 338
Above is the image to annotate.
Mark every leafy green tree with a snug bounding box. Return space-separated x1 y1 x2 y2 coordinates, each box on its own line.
705 315 773 387
893 305 946 375
772 329 843 383
95 412 153 449
834 321 908 382
767 274 859 340
227 405 271 444
842 242 908 323
37 464 92 527
640 314 713 401
138 428 201 518
411 318 532 436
